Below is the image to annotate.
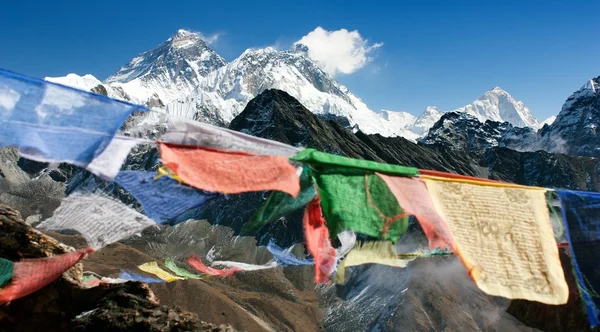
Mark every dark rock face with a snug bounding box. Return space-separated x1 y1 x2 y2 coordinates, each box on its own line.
421 111 512 156
538 76 600 157
0 203 236 332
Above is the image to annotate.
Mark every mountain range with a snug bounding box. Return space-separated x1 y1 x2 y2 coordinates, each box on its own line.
45 29 554 141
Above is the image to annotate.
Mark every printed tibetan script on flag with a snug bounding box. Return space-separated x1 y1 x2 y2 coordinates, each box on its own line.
37 192 155 250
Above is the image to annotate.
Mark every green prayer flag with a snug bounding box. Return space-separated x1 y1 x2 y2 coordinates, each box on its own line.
314 169 408 243
0 257 13 287
290 148 419 177
82 274 98 284
165 258 203 279
243 166 317 233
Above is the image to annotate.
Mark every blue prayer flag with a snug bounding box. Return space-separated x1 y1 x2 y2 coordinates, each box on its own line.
118 270 164 284
267 240 314 266
115 170 216 223
556 189 600 327
0 68 145 167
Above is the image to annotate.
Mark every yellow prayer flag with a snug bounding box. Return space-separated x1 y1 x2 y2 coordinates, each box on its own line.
422 178 568 305
336 241 415 284
138 261 185 282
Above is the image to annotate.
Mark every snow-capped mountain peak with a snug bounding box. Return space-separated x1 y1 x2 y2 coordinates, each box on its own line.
411 106 445 135
103 29 227 105
170 29 202 49
45 73 102 91
456 87 539 128
541 115 556 127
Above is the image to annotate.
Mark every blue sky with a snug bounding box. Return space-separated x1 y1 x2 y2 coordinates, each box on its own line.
1 0 598 120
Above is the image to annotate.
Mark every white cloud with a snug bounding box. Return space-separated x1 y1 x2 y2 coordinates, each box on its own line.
200 32 222 45
294 27 383 76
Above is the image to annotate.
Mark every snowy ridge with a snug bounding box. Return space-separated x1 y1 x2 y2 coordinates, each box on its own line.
541 116 556 127
45 73 103 92
104 29 227 105
44 29 543 142
386 87 539 139
452 87 539 129
411 106 445 135
181 46 419 138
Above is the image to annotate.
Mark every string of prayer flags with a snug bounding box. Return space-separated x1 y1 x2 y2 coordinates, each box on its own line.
137 262 184 282
336 241 417 284
0 69 145 180
313 170 409 243
161 117 302 157
267 240 314 266
556 190 600 327
37 192 155 250
165 258 203 279
118 270 164 284
0 258 13 287
423 177 569 305
0 248 93 304
211 260 278 271
159 142 300 197
244 166 316 233
304 198 336 284
115 170 216 223
376 173 456 250
290 148 419 177
188 255 242 277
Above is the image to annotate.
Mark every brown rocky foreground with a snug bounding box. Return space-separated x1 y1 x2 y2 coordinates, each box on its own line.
0 203 236 332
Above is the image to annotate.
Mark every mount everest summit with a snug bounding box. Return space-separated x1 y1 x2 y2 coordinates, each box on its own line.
46 29 545 140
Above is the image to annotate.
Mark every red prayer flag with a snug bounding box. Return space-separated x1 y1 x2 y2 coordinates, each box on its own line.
187 255 242 277
376 173 456 251
158 143 300 197
304 198 336 284
0 248 93 304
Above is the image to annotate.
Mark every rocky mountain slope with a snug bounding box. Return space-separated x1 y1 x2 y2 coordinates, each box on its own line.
536 76 600 156
0 203 237 332
421 76 600 160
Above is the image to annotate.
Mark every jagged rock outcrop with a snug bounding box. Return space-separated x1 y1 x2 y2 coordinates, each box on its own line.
421 112 513 156
537 76 600 157
0 203 236 332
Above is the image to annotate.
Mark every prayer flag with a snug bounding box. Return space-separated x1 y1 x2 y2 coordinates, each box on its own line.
244 166 316 233
159 143 300 197
165 258 203 279
137 261 184 282
423 178 569 305
304 199 336 284
161 117 301 157
556 190 600 327
188 255 242 277
37 192 155 250
0 248 92 304
314 170 408 243
115 170 215 223
377 173 455 250
0 69 145 179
